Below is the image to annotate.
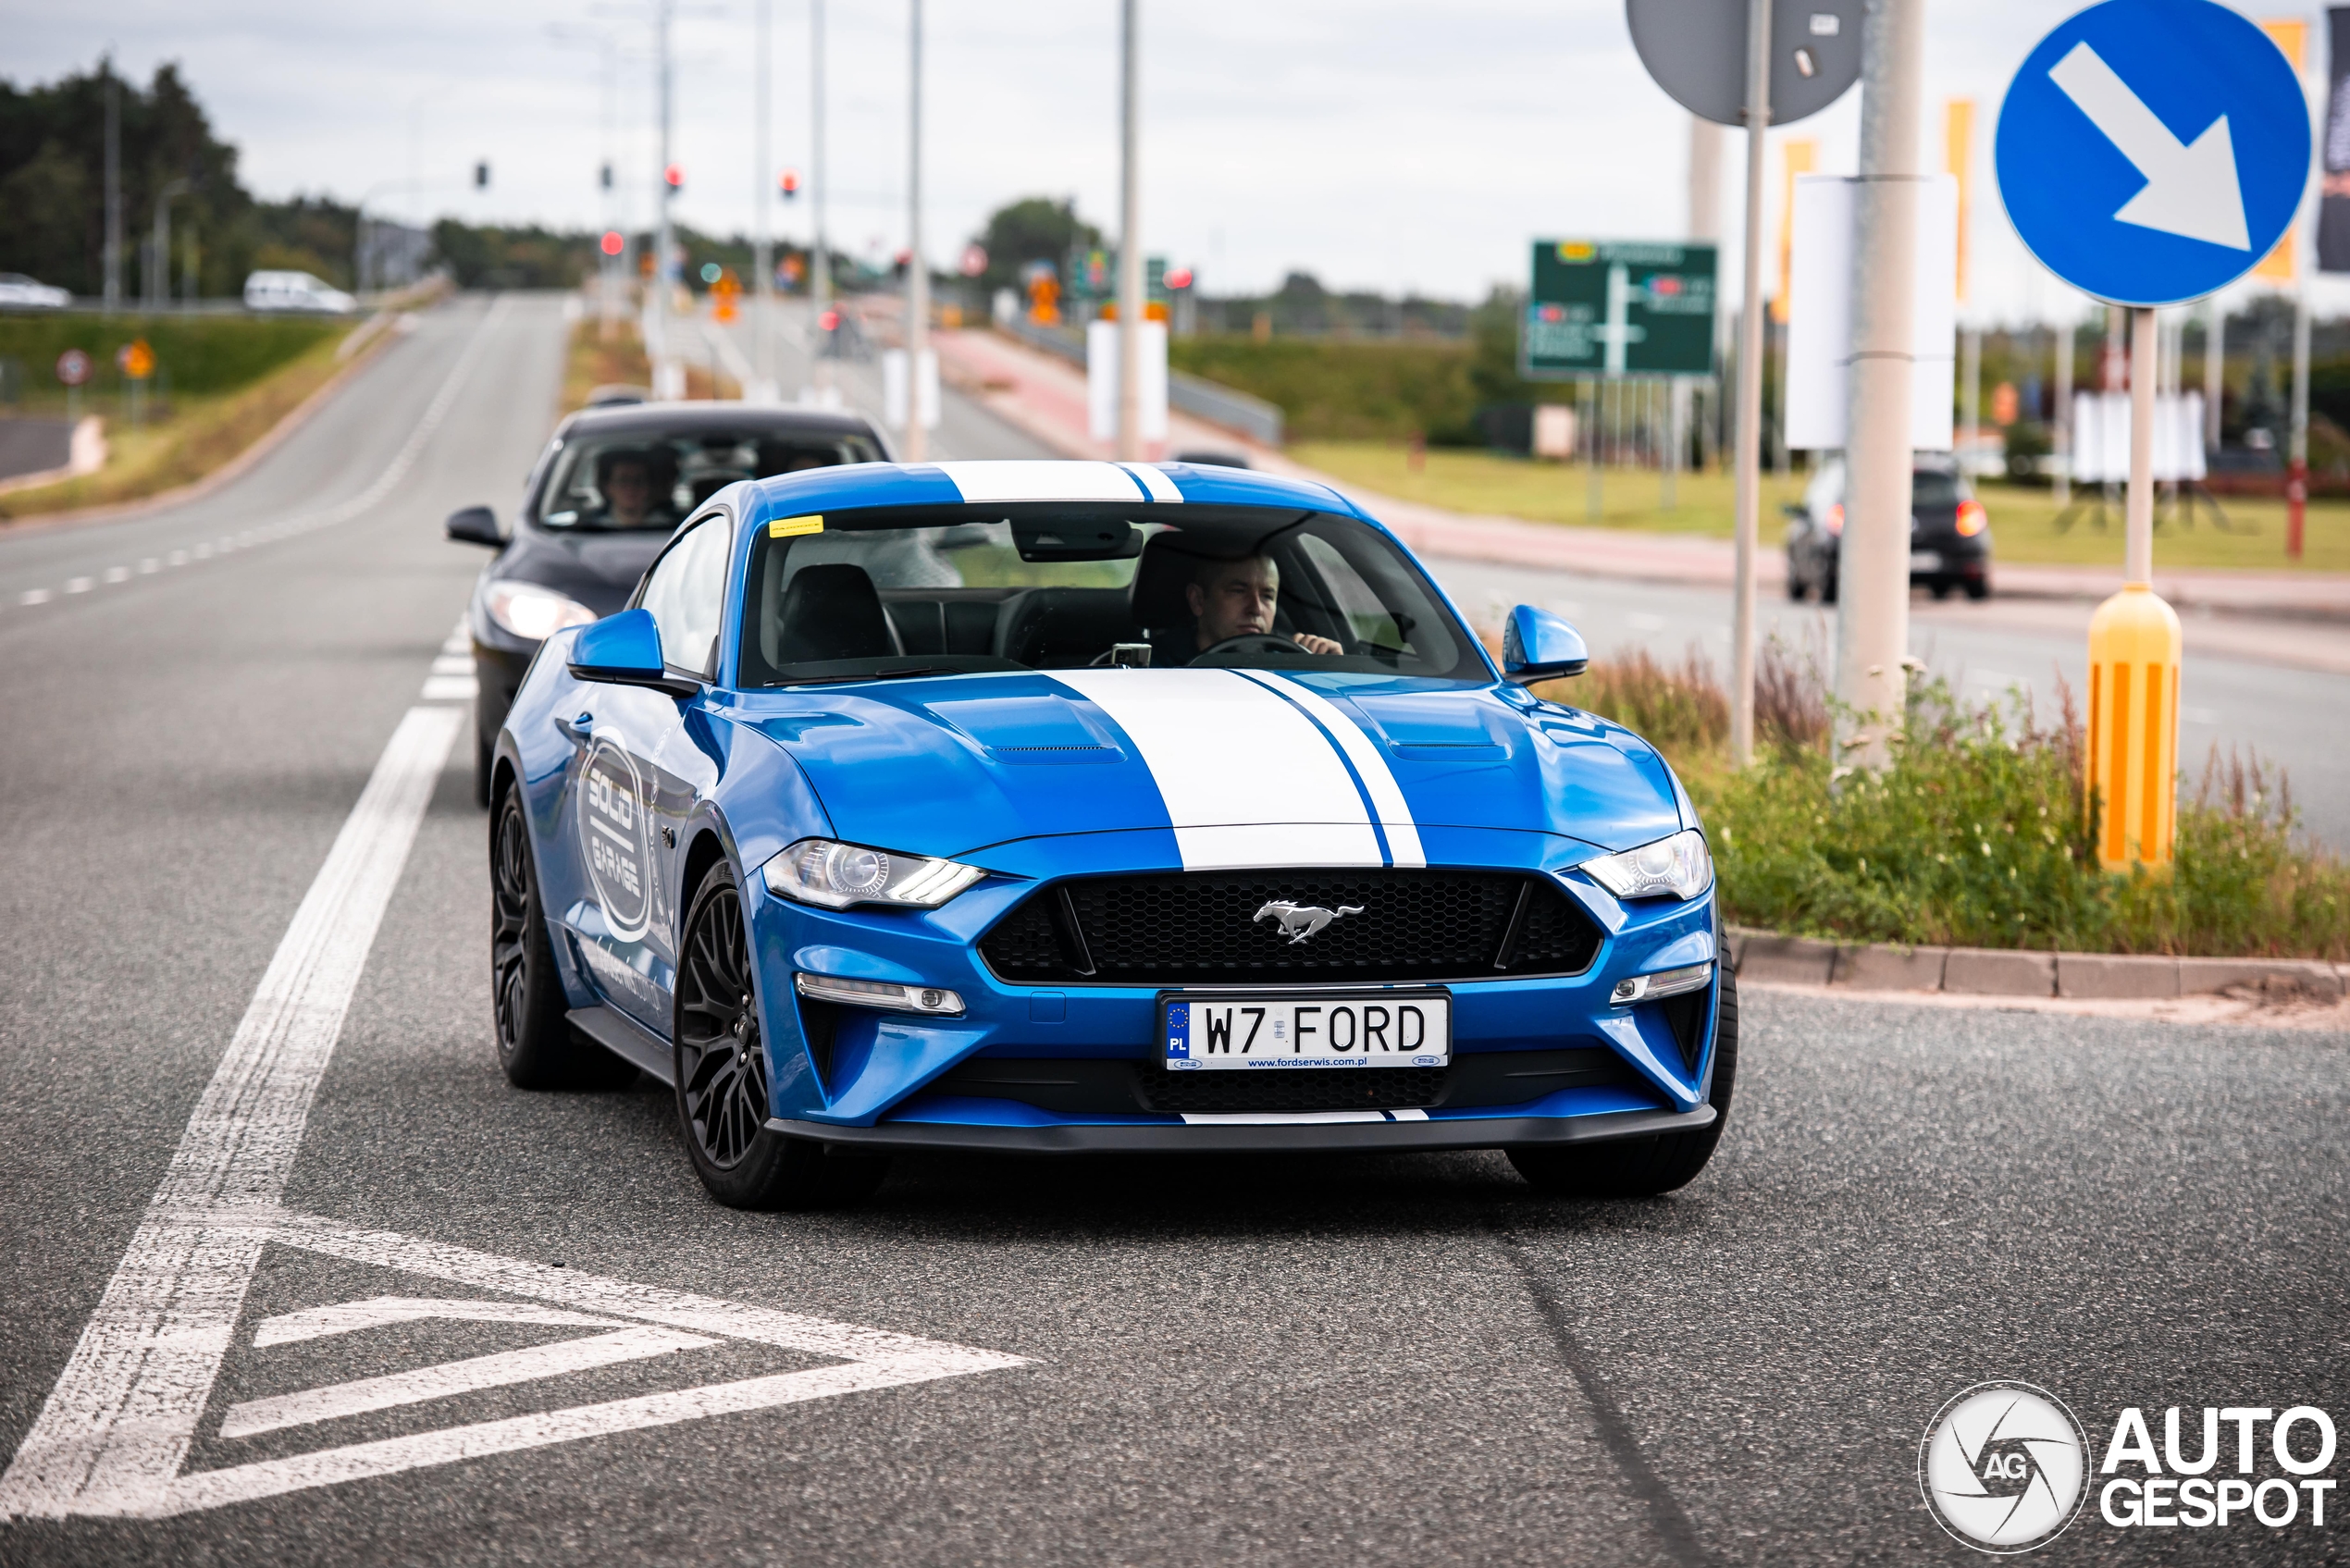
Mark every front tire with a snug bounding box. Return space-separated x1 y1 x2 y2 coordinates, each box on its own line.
1507 969 1739 1198
673 860 888 1210
489 785 637 1090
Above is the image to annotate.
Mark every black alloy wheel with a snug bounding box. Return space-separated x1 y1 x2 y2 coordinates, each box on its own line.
673 861 889 1210
489 786 637 1090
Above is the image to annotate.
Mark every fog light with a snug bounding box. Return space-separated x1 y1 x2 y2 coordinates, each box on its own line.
1610 961 1713 1006
794 971 965 1016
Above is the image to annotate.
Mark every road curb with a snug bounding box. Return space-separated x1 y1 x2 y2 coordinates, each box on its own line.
1724 925 2344 1002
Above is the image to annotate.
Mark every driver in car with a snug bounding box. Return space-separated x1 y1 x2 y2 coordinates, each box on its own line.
1187 554 1342 659
597 451 661 528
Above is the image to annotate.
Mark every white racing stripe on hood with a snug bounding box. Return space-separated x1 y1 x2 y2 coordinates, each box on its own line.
1051 669 1383 869
936 461 1151 503
1119 463 1183 502
1234 671 1426 868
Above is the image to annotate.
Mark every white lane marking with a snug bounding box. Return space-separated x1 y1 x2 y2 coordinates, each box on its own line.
254 1296 639 1349
420 673 478 701
0 705 464 1523
138 558 159 574
1119 463 1183 502
429 655 473 675
6 297 507 611
217 1325 719 1440
103 566 130 584
1235 670 1426 868
143 1211 1028 1518
64 576 92 594
1051 669 1382 869
936 460 1150 503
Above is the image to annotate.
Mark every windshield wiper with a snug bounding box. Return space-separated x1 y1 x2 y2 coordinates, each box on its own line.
777 665 955 687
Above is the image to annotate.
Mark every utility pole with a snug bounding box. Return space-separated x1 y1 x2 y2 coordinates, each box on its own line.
902 0 928 462
2053 310 2073 506
753 0 775 401
104 68 122 315
1832 0 1925 773
810 0 834 403
1116 0 1144 462
2202 298 2224 451
150 180 189 310
650 0 678 401
1727 0 1770 768
1686 114 1722 482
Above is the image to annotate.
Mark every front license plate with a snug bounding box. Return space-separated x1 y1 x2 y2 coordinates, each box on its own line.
1161 993 1451 1071
1910 549 1943 572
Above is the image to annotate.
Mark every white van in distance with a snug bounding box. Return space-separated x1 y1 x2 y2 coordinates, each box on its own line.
242 271 358 315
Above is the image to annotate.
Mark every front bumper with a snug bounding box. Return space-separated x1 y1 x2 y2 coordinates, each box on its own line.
768 1101 1715 1155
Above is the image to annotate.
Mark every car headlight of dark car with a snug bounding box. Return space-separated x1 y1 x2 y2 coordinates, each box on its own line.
1581 829 1713 901
763 838 984 909
485 581 600 641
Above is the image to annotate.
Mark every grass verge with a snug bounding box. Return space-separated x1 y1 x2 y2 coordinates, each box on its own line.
1296 438 2350 573
1539 646 2349 959
561 313 725 414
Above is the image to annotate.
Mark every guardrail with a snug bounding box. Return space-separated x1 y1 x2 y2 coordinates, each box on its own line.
998 317 1284 448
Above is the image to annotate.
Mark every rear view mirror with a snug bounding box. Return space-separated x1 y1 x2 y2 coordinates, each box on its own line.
566 607 699 698
1502 604 1589 682
445 505 501 547
1012 517 1141 562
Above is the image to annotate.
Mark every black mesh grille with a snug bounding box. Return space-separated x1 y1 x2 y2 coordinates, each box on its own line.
1137 1066 1447 1114
980 870 1602 985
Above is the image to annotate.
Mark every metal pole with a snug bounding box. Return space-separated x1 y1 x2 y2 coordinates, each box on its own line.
2053 313 2073 506
1116 0 1144 461
1832 0 1924 774
2202 298 2224 452
810 0 833 401
753 0 774 400
651 0 675 400
104 70 121 315
2126 307 2156 585
1728 0 1770 769
903 0 927 462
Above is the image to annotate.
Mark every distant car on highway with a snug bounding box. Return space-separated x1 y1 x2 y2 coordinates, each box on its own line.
1783 453 1991 602
448 401 889 802
242 269 358 315
483 459 1733 1211
0 273 71 309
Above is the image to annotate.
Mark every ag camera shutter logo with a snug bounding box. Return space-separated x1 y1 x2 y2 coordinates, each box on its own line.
1920 1381 2091 1553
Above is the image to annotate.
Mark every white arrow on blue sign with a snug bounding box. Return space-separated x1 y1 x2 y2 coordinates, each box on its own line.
1996 0 2309 307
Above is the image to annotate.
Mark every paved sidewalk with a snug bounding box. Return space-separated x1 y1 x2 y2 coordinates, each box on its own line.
933 325 2350 626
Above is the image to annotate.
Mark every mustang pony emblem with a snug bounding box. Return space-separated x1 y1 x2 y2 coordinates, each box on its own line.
1253 900 1365 945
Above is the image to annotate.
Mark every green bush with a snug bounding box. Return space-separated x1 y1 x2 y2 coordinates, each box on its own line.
0 313 340 401
1552 649 2350 959
1168 337 1477 443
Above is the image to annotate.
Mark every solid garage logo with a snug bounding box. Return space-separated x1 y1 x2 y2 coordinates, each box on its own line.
580 735 653 942
1920 1382 2090 1552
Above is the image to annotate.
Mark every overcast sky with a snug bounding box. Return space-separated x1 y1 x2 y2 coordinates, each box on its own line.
6 0 2334 321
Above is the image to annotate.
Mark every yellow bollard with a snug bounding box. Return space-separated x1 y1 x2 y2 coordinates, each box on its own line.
2084 583 2182 871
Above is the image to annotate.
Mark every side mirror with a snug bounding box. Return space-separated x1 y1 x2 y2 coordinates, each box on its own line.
1501 604 1589 683
445 505 502 546
565 608 699 698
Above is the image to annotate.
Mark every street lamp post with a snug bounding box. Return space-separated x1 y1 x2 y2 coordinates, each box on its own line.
149 179 191 310
1115 0 1144 462
810 0 834 403
903 0 928 461
649 0 682 401
1727 0 1770 767
753 0 776 401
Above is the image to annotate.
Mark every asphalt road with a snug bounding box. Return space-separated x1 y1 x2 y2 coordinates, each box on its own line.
0 291 2344 1566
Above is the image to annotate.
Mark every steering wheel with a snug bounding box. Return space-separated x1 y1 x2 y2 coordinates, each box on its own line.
1192 633 1311 663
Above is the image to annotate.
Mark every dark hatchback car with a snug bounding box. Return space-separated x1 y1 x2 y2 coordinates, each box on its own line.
447 401 888 801
1782 454 1991 603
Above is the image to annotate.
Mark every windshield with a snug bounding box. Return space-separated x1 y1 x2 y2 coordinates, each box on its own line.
735 503 1478 687
535 426 884 532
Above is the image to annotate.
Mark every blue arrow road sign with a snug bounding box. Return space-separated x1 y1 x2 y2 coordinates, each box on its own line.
1996 0 2310 306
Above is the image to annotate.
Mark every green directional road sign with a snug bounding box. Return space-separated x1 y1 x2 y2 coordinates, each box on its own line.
1522 240 1719 379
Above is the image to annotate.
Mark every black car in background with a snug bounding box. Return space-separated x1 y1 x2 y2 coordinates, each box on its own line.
446 401 889 802
1782 454 1991 603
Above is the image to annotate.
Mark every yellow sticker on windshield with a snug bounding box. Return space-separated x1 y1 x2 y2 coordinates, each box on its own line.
768 513 824 538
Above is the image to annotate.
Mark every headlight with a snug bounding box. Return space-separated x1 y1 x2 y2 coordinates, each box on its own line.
1582 829 1713 901
485 581 600 641
763 837 984 909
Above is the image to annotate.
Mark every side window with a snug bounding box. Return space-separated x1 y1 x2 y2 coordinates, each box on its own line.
638 513 732 676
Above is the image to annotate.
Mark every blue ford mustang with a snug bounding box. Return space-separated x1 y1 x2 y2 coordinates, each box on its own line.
489 459 1733 1209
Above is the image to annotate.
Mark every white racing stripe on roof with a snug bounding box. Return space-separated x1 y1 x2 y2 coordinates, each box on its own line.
936 461 1149 503
1119 463 1183 502
1051 669 1382 870
1235 671 1426 868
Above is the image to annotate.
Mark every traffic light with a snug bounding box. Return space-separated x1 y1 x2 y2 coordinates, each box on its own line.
779 168 800 199
475 161 490 189
600 230 625 257
663 163 685 193
600 162 613 191
1165 266 1194 290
